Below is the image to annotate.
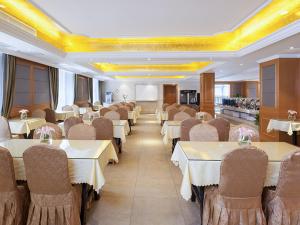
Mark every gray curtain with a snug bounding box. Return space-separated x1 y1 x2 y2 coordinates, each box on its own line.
48 67 59 110
1 55 16 117
88 77 93 104
74 74 79 104
99 81 104 104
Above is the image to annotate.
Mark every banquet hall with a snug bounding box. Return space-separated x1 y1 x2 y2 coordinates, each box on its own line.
0 1 300 225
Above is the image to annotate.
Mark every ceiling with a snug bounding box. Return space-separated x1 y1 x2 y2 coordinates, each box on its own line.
0 0 299 82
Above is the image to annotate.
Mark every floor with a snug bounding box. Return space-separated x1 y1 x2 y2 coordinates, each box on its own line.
87 114 200 225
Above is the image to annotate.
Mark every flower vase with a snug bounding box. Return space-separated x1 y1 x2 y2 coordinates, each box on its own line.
288 113 296 121
238 135 251 146
40 133 52 144
20 112 27 120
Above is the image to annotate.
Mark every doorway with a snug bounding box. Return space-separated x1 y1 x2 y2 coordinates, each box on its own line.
163 84 178 104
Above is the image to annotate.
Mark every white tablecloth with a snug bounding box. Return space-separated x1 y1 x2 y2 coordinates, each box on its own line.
134 106 141 117
171 141 300 200
267 119 300 135
79 107 92 115
128 111 137 124
0 139 118 193
93 105 103 111
161 121 181 144
55 111 75 121
9 118 46 135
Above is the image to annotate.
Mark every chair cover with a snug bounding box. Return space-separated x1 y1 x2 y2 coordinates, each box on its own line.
167 108 180 121
178 105 189 111
180 118 202 141
100 107 111 116
174 111 191 121
68 124 96 140
82 112 91 120
189 123 219 141
203 147 268 225
0 116 12 141
108 106 118 111
93 101 100 105
125 103 134 111
183 107 197 117
201 112 213 121
129 102 136 107
62 105 73 111
166 105 176 112
229 124 259 142
162 103 170 111
208 118 230 141
117 108 129 120
44 108 56 123
64 117 83 137
104 111 121 120
23 145 81 225
33 122 63 140
264 151 300 225
31 109 46 119
0 147 29 225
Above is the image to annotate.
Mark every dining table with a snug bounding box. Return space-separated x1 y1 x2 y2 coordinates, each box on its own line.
8 117 46 137
128 111 137 124
161 120 181 146
0 138 118 224
55 110 75 121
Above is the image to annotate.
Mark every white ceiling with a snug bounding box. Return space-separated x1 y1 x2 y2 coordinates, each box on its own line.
31 0 267 37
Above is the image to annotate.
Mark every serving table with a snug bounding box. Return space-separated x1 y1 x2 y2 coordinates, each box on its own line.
0 139 118 224
9 118 46 136
55 110 75 121
128 111 137 124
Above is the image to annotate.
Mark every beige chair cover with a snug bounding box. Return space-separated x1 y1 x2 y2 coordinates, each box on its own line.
125 103 134 111
129 102 136 107
180 118 202 141
108 106 118 111
104 111 121 120
33 122 63 140
203 147 268 225
99 107 111 116
0 116 12 141
201 112 213 121
167 108 180 121
183 107 197 117
23 145 81 225
0 147 29 225
174 111 191 121
166 105 176 112
31 109 46 119
44 108 57 123
68 124 96 140
162 103 170 111
62 105 73 111
117 108 129 120
178 105 189 111
64 117 83 137
264 151 300 225
189 123 219 141
208 118 230 141
229 124 259 142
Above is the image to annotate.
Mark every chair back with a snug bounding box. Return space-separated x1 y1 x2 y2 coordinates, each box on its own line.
0 147 16 192
162 103 170 111
33 122 63 140
229 124 259 141
44 108 56 123
125 103 134 111
167 108 180 121
64 116 83 137
129 102 136 107
208 118 230 141
189 123 219 141
94 101 101 105
178 105 189 111
180 118 202 141
275 151 300 198
219 147 268 198
0 116 12 141
62 105 73 111
92 118 114 140
100 107 111 116
68 124 96 140
117 108 128 120
183 108 197 117
201 112 213 121
24 145 72 195
174 111 191 121
104 111 121 120
166 105 176 112
108 105 118 111
32 109 46 118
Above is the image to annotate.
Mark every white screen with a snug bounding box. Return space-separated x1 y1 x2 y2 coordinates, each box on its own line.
135 84 158 101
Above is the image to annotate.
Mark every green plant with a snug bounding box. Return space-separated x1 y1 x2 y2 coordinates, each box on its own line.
255 113 260 126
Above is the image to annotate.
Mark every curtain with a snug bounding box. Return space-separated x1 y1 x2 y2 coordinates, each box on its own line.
99 81 104 104
0 54 4 114
1 55 16 117
88 77 93 103
74 74 79 104
48 66 59 110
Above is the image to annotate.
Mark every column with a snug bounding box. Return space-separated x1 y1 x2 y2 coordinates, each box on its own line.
200 72 215 116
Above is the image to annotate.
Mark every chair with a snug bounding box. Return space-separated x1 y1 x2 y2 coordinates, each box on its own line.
174 111 191 121
189 123 219 141
71 104 80 116
117 107 129 120
104 111 121 120
178 105 189 111
44 108 57 123
64 116 83 137
68 124 96 140
23 145 81 225
100 107 111 116
0 116 12 141
33 122 63 140
93 101 101 105
82 112 91 121
162 103 170 111
108 105 118 111
203 147 268 225
31 109 46 118
166 105 176 112
126 103 134 111
180 118 202 141
264 151 300 225
167 108 180 121
229 124 259 142
0 147 29 225
183 107 197 117
62 105 73 111
208 118 230 141
201 112 214 121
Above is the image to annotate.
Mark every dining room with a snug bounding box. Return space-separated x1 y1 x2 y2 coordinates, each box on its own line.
0 1 300 225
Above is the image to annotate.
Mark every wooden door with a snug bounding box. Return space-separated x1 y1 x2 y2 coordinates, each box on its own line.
163 84 177 104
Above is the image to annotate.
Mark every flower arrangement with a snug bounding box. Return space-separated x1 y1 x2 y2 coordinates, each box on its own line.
19 109 29 120
288 110 297 121
123 94 128 102
235 127 256 146
36 126 55 143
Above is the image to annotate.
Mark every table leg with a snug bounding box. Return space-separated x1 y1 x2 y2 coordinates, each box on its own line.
94 190 100 201
172 138 179 153
191 185 205 225
292 131 298 146
80 183 88 224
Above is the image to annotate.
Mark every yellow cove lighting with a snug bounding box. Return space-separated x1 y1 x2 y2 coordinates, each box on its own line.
114 76 185 79
0 0 299 52
94 62 212 72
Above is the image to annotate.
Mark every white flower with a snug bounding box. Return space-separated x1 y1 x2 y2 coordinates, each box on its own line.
288 110 297 115
19 109 29 114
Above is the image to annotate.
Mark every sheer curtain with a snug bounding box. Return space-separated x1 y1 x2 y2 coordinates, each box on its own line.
56 69 75 110
93 78 99 103
0 53 4 114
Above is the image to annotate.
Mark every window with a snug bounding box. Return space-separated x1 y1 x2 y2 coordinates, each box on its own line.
215 84 230 105
57 69 75 110
75 75 89 104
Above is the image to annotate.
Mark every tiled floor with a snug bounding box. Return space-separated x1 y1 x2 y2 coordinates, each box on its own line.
87 114 200 225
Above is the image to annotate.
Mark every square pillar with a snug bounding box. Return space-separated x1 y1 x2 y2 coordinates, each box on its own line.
200 72 215 116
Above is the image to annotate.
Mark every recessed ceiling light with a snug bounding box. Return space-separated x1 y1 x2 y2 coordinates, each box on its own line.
240 63 244 66
147 58 151 61
279 10 288 15
0 5 5 8
289 46 295 50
